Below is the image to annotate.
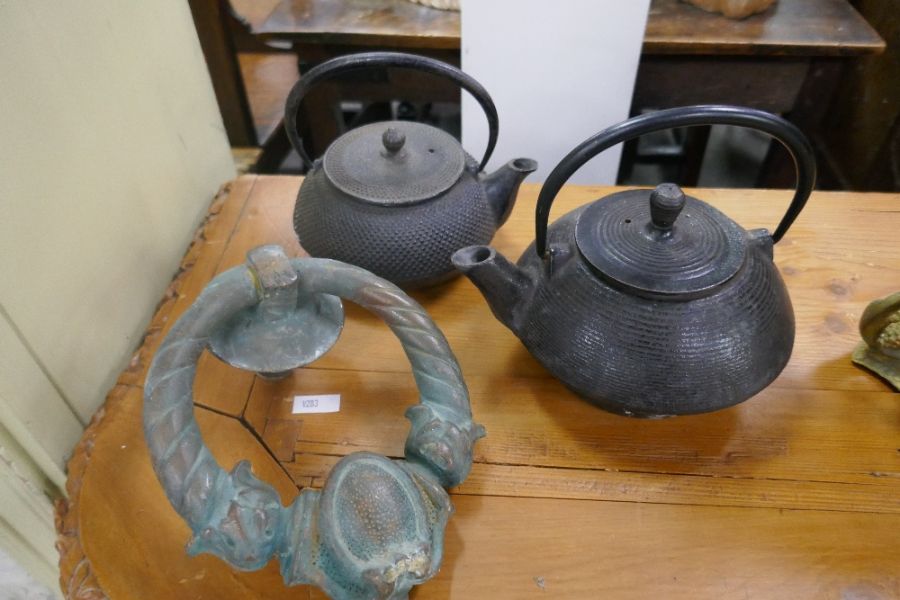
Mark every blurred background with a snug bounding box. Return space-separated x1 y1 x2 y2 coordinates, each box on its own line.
204 0 896 191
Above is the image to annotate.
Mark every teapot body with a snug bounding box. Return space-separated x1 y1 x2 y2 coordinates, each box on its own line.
454 105 816 417
510 202 794 417
295 152 498 288
285 52 536 288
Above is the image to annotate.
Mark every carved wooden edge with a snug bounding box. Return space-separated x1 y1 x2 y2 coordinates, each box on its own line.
54 180 251 599
54 390 115 600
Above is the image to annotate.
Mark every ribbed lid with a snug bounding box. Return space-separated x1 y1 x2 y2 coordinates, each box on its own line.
323 121 465 206
574 184 748 297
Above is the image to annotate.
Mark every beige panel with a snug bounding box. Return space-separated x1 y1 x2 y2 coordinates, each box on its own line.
0 423 60 595
0 309 81 483
0 0 236 422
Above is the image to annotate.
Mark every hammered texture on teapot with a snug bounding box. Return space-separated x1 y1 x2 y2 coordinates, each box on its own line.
454 105 817 417
509 204 793 416
284 52 536 289
295 155 498 287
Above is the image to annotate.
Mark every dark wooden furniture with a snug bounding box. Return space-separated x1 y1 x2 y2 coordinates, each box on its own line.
255 0 461 161
188 0 257 148
257 0 459 49
816 0 900 191
634 0 885 187
57 176 900 598
257 0 882 55
236 53 298 171
251 0 884 185
643 0 883 55
188 0 297 172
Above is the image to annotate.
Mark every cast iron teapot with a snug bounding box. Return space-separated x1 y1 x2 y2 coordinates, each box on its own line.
285 52 537 288
452 105 816 417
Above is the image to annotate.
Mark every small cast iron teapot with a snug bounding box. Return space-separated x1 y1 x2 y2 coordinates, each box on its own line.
285 51 537 288
144 245 484 599
453 105 816 417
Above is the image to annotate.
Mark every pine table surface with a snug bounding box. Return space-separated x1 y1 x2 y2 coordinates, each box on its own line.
56 176 900 599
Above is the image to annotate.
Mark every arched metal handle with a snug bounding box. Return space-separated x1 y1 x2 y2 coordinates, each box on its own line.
143 253 482 591
535 105 817 258
284 51 499 171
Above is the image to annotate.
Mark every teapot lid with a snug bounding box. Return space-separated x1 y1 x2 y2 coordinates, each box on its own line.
575 184 748 297
323 121 465 206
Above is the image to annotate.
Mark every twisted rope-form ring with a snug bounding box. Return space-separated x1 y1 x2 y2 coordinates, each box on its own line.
144 253 483 599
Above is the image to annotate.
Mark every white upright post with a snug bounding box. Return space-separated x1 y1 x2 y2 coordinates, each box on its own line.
461 0 651 184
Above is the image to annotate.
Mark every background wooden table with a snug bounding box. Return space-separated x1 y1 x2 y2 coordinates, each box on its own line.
248 0 884 186
256 0 883 55
57 176 900 599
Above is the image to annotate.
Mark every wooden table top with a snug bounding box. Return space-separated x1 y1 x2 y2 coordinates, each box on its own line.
255 0 884 56
57 176 900 599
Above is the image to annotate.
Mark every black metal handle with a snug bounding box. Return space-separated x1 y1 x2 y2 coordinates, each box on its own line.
534 105 817 257
284 51 499 171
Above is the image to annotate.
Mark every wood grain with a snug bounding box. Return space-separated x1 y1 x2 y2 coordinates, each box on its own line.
432 495 900 600
230 0 283 31
257 0 460 49
238 53 298 144
253 369 900 511
76 386 302 600
632 56 809 112
644 0 884 56
60 176 900 599
256 0 884 56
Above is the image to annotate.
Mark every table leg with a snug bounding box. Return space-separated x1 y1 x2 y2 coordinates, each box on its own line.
759 58 845 189
288 46 342 163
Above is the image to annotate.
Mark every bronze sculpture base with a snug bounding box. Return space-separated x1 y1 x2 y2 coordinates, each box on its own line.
852 342 900 391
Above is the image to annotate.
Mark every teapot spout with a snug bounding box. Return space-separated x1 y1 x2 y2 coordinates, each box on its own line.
451 246 531 333
482 158 538 227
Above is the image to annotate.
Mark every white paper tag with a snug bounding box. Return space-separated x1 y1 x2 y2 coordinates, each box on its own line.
292 394 341 414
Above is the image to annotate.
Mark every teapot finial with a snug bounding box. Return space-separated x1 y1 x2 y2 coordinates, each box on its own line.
382 127 406 155
649 183 686 231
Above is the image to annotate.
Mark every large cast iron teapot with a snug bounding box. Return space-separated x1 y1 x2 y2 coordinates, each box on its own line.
285 52 537 288
452 106 816 417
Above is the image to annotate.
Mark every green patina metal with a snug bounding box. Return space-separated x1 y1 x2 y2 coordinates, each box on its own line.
143 245 484 599
853 291 900 391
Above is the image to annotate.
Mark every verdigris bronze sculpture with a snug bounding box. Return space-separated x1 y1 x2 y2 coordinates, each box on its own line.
454 105 816 417
144 245 484 599
285 52 537 288
852 291 900 390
